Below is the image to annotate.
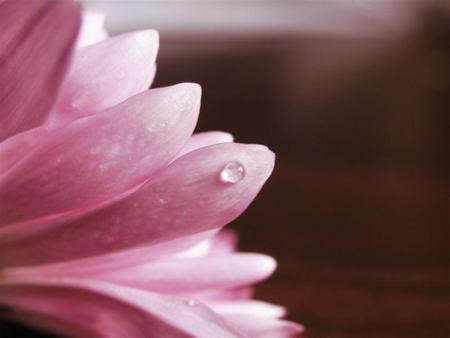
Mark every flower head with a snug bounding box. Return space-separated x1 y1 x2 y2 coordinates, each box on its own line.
0 1 302 337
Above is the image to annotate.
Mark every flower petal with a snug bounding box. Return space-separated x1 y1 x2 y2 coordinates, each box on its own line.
0 84 200 226
208 229 239 254
222 316 304 338
49 30 159 125
0 143 274 266
76 11 108 48
5 230 218 277
0 278 245 338
0 0 80 141
176 131 234 158
207 300 287 318
0 127 50 176
40 254 276 294
174 229 237 259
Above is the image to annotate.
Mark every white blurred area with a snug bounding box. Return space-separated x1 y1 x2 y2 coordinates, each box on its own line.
82 0 428 38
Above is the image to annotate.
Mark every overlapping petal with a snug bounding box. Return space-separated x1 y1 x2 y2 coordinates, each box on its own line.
0 83 200 226
4 230 219 277
0 0 80 141
50 30 159 125
0 127 50 176
177 131 234 158
0 143 274 266
174 229 237 258
207 300 303 338
54 254 276 294
0 2 300 336
222 316 304 338
0 278 245 338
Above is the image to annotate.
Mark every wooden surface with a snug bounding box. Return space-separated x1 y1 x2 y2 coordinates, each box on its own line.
1 5 449 338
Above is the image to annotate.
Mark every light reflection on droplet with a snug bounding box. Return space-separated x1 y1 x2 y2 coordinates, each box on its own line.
219 161 245 184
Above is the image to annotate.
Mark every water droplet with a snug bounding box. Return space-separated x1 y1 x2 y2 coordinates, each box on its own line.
186 299 198 307
158 197 166 205
220 161 245 184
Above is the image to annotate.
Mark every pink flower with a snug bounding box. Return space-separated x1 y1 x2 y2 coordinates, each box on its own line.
0 1 303 337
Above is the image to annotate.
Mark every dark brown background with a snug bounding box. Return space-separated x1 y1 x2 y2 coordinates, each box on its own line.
2 3 449 338
154 5 449 338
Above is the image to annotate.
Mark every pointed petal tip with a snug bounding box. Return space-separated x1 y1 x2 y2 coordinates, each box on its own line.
165 82 202 115
52 27 160 122
143 29 159 43
105 29 159 60
129 29 159 52
248 143 276 159
173 82 202 97
241 143 276 183
221 132 235 143
102 29 159 53
208 300 287 319
280 320 305 335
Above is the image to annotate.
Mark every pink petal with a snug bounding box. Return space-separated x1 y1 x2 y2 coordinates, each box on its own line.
45 254 276 294
76 11 108 48
223 316 304 338
207 300 287 318
174 229 237 258
0 127 51 176
0 0 80 141
0 278 245 338
49 30 159 125
173 232 220 259
176 131 234 158
0 84 200 226
6 230 218 277
0 143 274 266
209 229 239 254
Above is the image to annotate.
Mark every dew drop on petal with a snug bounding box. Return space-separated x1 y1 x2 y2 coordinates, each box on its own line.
185 299 198 307
219 161 246 184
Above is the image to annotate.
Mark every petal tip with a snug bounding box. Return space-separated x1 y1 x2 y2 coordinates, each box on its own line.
175 82 202 95
244 144 276 182
246 253 277 278
258 254 278 276
135 29 159 47
124 30 159 61
171 82 202 112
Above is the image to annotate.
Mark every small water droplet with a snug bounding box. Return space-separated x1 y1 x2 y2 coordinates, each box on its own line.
158 197 166 205
186 299 198 307
220 161 245 184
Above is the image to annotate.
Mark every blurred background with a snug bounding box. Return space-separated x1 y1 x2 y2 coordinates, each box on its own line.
4 1 449 338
